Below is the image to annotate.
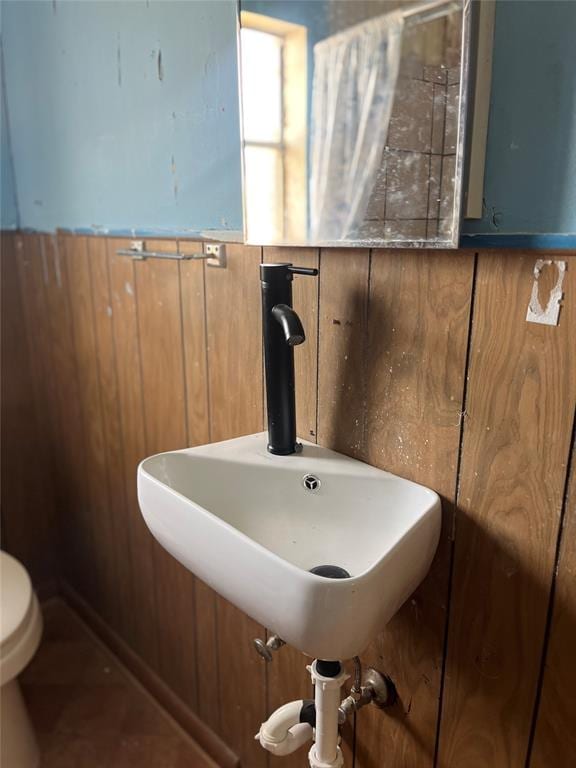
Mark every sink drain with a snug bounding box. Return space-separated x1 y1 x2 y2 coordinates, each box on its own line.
309 565 351 579
302 474 321 491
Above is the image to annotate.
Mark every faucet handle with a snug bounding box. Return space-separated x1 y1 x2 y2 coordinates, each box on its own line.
288 266 319 277
253 634 285 662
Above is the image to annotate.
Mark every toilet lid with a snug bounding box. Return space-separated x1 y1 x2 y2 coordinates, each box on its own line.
0 551 33 647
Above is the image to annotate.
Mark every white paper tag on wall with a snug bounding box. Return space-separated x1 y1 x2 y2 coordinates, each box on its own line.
526 259 566 326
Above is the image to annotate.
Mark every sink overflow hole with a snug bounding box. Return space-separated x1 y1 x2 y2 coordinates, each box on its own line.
302 474 321 491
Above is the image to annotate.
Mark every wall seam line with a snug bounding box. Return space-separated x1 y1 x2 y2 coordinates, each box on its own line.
201 251 221 733
102 239 133 639
523 405 576 768
59 234 105 607
260 246 266 432
432 249 479 767
350 246 372 767
176 249 201 713
132 259 149 455
87 241 115 525
361 248 373 459
177 255 191 448
202 259 213 443
260 245 270 768
104 239 129 516
85 238 119 627
131 251 163 673
314 248 322 443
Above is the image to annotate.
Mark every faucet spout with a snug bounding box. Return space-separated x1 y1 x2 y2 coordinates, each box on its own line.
272 304 305 346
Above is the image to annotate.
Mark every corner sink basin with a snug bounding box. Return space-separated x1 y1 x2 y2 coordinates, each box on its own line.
138 433 440 660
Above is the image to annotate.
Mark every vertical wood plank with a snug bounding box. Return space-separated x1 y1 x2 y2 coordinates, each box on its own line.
62 235 118 624
530 461 576 767
180 246 220 725
1 234 56 587
267 645 313 768
205 243 263 441
87 236 135 647
264 247 319 441
437 253 576 767
217 598 268 768
12 235 55 449
40 234 93 599
14 236 64 557
194 579 222 735
178 241 210 447
106 238 159 670
135 241 188 452
355 250 474 768
317 248 370 459
134 239 199 711
205 243 267 766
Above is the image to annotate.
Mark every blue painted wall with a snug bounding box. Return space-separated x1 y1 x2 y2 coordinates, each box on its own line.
1 0 575 241
463 0 576 239
0 0 243 235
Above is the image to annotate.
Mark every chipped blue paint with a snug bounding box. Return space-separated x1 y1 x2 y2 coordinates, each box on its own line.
1 0 243 233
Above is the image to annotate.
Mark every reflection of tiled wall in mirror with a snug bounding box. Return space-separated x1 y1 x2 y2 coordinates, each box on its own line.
360 10 462 243
326 0 406 34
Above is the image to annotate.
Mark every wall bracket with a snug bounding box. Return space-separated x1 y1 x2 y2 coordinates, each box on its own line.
117 240 226 267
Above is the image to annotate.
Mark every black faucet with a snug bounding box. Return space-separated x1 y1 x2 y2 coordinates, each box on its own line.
260 263 319 455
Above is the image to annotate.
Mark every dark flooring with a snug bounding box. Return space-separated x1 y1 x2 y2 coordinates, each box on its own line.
20 600 216 768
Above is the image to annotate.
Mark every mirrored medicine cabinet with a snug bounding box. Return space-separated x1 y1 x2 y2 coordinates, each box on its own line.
237 0 485 249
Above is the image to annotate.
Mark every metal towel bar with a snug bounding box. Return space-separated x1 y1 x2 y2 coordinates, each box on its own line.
116 240 226 268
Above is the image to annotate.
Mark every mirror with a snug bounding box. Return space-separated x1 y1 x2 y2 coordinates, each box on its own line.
238 0 472 248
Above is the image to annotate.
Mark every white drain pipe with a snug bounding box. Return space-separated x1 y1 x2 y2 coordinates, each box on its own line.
256 660 349 767
308 661 349 768
256 700 313 756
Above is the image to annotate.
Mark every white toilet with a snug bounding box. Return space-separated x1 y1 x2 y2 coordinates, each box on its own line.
1 551 43 768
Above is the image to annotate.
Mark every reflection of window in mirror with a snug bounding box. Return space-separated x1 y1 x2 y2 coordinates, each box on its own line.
240 12 307 243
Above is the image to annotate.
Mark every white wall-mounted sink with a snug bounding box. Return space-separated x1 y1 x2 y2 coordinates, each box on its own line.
137 433 440 660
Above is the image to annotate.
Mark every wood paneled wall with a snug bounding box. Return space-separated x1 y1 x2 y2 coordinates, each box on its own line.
1 235 57 591
2 232 575 767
